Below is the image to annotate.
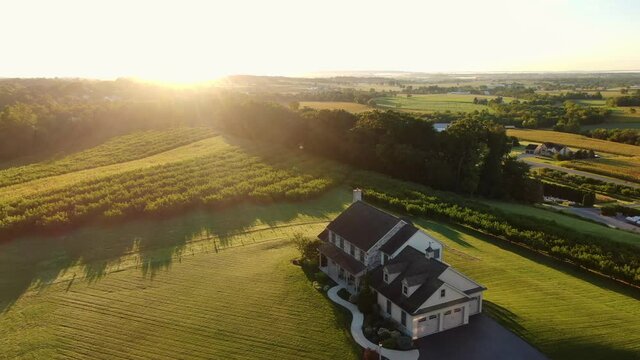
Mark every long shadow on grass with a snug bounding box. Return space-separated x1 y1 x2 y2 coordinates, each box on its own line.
433 222 640 301
0 188 350 313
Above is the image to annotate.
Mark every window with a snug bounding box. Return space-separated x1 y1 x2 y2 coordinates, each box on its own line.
402 284 408 296
440 289 446 298
418 317 427 323
454 308 462 313
330 232 335 244
444 310 452 315
401 311 407 327
349 243 355 256
386 300 391 315
359 250 365 262
339 237 344 249
383 272 389 283
429 315 437 320
434 248 441 259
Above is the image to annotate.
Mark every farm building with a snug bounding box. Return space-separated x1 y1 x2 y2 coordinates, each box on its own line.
524 144 538 154
534 142 572 157
318 189 486 339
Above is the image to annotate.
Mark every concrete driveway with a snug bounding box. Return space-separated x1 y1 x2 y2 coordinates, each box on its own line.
415 314 547 360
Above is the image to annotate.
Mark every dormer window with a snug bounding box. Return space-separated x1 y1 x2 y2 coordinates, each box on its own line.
383 271 389 283
339 237 344 249
440 289 446 298
402 284 408 296
349 244 355 256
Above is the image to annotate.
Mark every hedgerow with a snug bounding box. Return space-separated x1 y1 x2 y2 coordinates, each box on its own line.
351 172 640 286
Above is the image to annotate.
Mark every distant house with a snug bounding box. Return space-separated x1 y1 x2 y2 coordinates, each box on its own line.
504 125 516 129
318 190 486 339
433 123 450 132
534 142 572 157
524 144 538 154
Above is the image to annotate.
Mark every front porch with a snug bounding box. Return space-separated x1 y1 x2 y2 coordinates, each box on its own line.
319 253 362 294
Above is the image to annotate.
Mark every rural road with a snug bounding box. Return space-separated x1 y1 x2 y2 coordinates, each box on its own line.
547 205 640 234
518 155 640 189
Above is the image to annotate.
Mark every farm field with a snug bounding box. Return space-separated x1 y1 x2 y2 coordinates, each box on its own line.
0 128 217 188
373 94 515 113
2 187 639 359
299 101 371 113
564 156 640 183
0 190 358 360
0 133 345 238
506 129 640 157
479 200 640 247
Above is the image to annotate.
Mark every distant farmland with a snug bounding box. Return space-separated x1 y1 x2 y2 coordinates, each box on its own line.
373 94 514 113
506 129 640 157
299 101 371 113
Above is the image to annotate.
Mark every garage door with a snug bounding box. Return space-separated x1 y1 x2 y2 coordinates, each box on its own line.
443 307 464 329
470 297 479 315
416 314 439 337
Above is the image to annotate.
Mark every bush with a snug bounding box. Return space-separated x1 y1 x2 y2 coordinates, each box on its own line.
363 348 379 360
381 337 397 349
314 271 328 284
357 286 376 314
292 232 321 262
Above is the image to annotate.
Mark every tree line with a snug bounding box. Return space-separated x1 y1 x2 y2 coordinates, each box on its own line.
214 99 538 201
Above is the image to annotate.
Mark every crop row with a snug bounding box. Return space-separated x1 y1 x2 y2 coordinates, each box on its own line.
0 146 344 238
351 172 640 286
0 127 217 188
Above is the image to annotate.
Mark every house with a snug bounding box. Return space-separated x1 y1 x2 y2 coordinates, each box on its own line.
318 189 486 339
524 144 538 154
534 142 572 157
433 123 450 132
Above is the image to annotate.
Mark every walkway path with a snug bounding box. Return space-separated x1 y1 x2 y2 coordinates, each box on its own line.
327 285 420 360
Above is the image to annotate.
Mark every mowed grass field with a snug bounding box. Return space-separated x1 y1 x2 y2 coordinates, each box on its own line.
416 218 640 360
0 189 359 360
373 94 514 113
2 187 639 359
299 101 371 113
507 129 640 157
479 200 640 247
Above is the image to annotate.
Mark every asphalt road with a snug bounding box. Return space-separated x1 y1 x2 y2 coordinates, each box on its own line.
548 205 640 233
518 154 640 189
415 314 547 360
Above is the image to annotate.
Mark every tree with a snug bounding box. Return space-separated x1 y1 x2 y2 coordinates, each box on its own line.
288 101 300 111
291 232 320 262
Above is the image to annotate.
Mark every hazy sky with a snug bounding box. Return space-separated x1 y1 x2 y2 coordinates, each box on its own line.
2 0 639 82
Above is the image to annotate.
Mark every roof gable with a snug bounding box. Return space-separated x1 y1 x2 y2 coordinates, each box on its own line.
379 223 418 254
327 201 400 250
371 246 449 314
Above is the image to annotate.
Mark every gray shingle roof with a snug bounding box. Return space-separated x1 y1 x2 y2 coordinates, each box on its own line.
327 201 400 251
318 242 365 275
370 246 450 315
379 223 418 255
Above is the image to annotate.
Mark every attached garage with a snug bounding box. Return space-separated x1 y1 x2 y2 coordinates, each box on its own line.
443 307 464 329
469 296 480 315
415 314 439 337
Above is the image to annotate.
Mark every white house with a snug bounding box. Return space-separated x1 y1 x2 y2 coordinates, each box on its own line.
318 189 485 339
534 142 572 157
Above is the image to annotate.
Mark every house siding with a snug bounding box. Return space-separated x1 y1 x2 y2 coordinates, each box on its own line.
391 231 443 261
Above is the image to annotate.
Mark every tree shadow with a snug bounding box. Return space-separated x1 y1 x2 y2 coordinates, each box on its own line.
482 300 528 339
0 187 350 313
444 222 640 301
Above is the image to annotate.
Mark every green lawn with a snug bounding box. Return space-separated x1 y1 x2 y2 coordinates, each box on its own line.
2 187 640 359
415 218 640 360
478 200 640 247
373 94 514 113
0 189 358 360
